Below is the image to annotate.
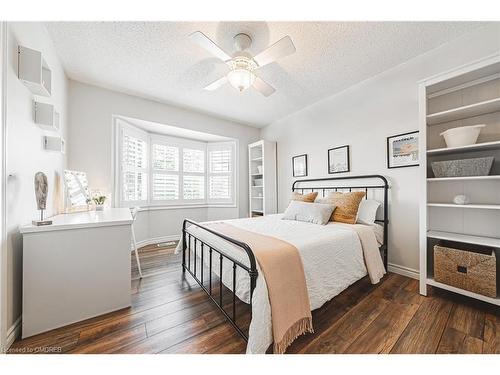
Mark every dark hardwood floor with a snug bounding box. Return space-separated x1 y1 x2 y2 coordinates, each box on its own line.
9 243 500 354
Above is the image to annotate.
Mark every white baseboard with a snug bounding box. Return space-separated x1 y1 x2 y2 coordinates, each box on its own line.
135 235 180 249
388 263 419 280
5 316 21 350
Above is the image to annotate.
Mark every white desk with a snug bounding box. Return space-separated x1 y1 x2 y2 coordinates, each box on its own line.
20 208 133 338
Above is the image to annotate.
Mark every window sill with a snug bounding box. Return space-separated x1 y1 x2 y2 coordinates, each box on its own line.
135 204 237 212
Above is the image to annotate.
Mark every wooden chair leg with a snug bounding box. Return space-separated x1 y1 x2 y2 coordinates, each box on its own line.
131 227 143 278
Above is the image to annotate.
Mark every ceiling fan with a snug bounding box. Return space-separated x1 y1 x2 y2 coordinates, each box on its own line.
189 31 296 97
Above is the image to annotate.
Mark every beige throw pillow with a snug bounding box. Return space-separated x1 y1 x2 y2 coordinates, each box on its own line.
325 191 366 224
282 201 336 225
291 191 318 203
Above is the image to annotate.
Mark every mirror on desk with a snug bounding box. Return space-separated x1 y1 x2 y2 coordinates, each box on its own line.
63 170 90 212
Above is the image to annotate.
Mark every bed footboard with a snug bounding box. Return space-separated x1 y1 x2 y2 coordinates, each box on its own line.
182 218 258 341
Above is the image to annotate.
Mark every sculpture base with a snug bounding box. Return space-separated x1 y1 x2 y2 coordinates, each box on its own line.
32 220 53 226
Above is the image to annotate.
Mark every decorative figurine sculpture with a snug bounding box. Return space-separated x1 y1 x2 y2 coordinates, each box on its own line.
453 194 470 205
33 172 52 226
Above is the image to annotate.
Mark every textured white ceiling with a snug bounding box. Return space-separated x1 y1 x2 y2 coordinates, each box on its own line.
45 22 487 127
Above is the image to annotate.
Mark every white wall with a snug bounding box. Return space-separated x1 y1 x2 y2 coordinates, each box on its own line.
260 25 500 275
67 81 260 241
5 23 68 333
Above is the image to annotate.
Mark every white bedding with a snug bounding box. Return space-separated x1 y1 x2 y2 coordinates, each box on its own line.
175 214 383 353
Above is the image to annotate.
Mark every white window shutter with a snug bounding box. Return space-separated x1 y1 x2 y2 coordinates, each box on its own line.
123 133 147 169
208 142 235 203
183 175 205 200
121 127 148 204
183 148 205 173
153 174 179 200
209 175 231 199
123 171 148 202
153 144 179 171
209 149 231 173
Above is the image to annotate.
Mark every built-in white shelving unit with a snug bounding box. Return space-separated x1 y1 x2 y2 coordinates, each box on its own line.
427 140 500 155
18 45 52 97
427 203 500 210
419 55 500 306
426 278 500 306
248 140 277 217
426 97 500 125
427 230 500 248
427 175 500 182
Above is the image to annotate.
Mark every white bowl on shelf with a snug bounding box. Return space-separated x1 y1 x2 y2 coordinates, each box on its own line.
440 124 486 148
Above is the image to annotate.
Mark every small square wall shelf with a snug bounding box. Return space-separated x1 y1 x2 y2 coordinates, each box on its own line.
18 45 52 97
33 101 59 131
43 136 65 154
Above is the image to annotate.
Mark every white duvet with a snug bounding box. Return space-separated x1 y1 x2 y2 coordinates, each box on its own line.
175 214 383 354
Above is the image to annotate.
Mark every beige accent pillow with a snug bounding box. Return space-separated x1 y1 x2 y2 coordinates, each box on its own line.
325 191 366 224
291 191 318 203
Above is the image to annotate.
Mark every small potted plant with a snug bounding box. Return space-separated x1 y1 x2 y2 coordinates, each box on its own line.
92 192 107 211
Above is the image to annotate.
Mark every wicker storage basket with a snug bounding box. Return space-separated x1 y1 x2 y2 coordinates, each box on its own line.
434 245 496 298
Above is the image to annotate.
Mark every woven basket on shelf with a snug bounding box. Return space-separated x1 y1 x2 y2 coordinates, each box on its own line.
434 245 497 298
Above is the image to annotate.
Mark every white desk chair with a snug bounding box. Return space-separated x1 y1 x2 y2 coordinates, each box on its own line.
130 207 143 278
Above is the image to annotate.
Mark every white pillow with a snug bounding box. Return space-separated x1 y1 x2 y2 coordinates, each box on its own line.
356 199 380 225
282 201 335 225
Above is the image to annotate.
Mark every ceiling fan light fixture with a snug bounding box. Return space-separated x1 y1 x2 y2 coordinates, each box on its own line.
191 31 295 96
227 68 256 92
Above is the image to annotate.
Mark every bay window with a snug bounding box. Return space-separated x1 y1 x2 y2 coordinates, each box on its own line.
117 120 236 208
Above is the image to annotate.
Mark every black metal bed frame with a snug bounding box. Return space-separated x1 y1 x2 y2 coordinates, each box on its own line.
182 174 389 342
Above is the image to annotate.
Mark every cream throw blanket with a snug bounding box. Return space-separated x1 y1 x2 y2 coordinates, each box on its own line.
349 224 386 284
205 222 314 354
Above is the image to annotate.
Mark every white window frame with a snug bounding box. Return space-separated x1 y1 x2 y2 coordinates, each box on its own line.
117 120 149 207
150 134 207 207
114 118 237 209
150 139 180 203
207 142 236 206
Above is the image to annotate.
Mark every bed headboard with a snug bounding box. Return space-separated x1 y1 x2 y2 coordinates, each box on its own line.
292 174 389 267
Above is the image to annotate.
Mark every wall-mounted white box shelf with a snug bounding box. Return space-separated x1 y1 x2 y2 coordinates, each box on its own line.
33 101 59 131
18 45 52 97
43 136 65 153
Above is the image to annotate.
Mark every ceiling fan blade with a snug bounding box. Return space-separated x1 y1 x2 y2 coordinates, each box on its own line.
253 76 276 97
253 36 296 68
204 76 228 91
189 31 232 62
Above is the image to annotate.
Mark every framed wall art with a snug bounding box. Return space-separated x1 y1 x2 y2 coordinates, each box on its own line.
328 145 350 174
292 154 308 177
387 131 419 169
